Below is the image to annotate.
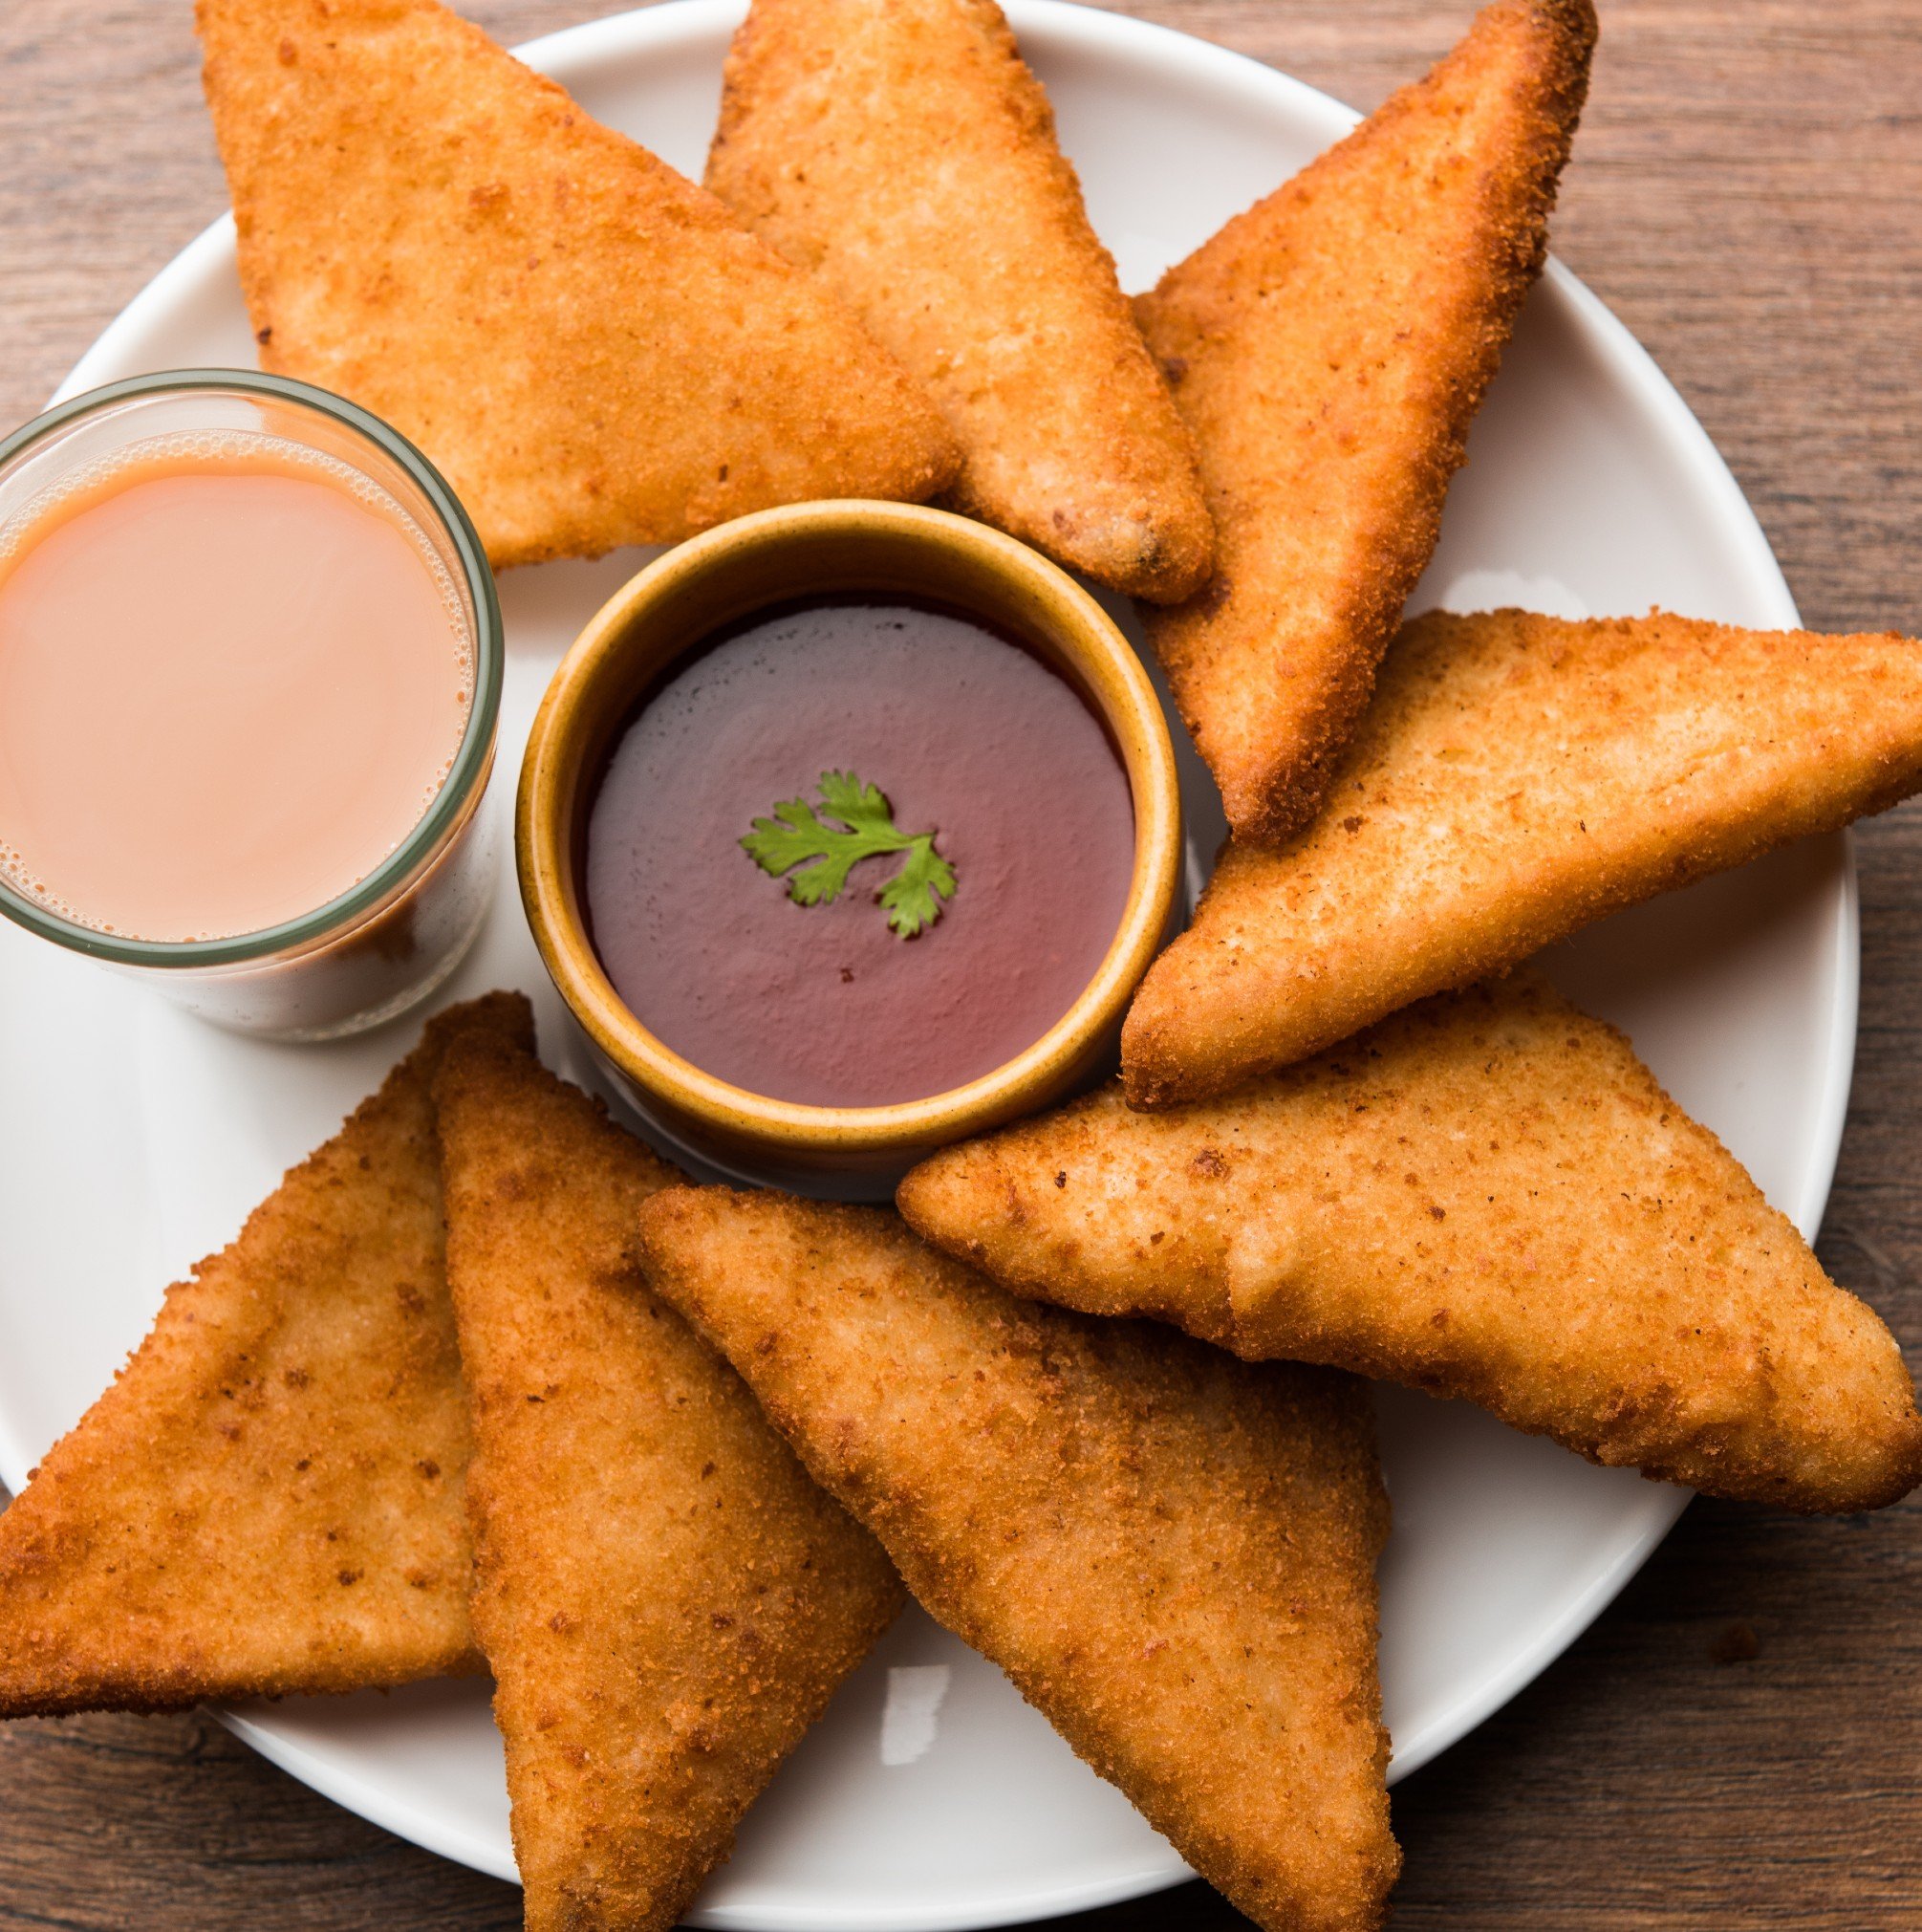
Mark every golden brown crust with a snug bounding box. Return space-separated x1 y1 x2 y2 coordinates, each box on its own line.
434 1039 902 1932
1124 607 1922 1105
196 0 958 570
0 991 531 1720
637 1188 1397 1932
1137 0 1595 837
908 975 1922 1513
705 0 1213 600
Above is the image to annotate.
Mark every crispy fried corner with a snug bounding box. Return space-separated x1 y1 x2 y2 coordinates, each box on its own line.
910 975 1922 1513
435 1040 902 1932
0 991 531 1719
196 0 958 570
1123 609 1922 1106
637 1188 1397 1932
706 0 1212 600
1138 0 1595 840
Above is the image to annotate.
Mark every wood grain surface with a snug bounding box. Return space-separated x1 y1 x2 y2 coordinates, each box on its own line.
1 1 1918 1926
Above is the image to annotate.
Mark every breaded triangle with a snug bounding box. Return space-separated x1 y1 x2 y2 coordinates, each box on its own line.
705 0 1213 601
905 975 1922 1514
0 992 530 1719
433 1034 902 1932
1125 607 1922 1104
197 0 958 570
637 1188 1397 1932
1137 0 1595 840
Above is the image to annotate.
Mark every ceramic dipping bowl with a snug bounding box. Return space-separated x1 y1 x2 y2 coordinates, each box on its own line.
518 498 1181 1195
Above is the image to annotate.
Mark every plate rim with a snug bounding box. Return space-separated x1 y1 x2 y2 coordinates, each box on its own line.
34 0 1859 1923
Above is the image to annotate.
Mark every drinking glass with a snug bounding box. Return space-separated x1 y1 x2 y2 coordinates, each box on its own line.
0 369 503 1040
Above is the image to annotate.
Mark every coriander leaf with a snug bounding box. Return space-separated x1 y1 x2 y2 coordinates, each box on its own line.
877 836 958 939
741 797 865 905
741 770 956 938
815 769 896 835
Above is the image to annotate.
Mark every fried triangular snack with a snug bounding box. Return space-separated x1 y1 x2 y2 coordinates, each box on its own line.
637 1188 1397 1932
1124 607 1922 1104
0 992 530 1719
434 1034 902 1932
706 0 1213 601
1137 0 1595 840
197 0 958 569
907 975 1922 1514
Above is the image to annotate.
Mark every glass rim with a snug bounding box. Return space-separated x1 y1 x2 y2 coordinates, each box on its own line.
0 368 504 970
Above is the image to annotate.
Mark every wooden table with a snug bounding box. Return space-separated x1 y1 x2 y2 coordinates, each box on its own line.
2 1 1918 1925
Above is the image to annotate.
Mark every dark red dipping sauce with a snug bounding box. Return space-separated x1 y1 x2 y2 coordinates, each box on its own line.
582 598 1135 1107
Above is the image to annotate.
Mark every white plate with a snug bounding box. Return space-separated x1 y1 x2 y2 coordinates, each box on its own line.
0 4 1850 1927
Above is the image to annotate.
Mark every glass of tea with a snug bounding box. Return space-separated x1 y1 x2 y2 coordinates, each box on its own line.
0 369 503 1039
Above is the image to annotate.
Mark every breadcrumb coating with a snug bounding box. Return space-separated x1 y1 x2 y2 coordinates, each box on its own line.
435 1037 901 1932
707 0 1213 601
0 992 529 1719
1137 0 1595 839
1126 607 1922 1105
907 976 1922 1513
197 0 958 570
637 1187 1397 1932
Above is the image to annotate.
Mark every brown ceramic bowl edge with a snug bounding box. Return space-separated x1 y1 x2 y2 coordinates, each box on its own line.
517 499 1181 1167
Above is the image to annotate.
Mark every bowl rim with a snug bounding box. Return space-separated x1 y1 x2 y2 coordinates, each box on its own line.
0 368 504 969
517 497 1182 1154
